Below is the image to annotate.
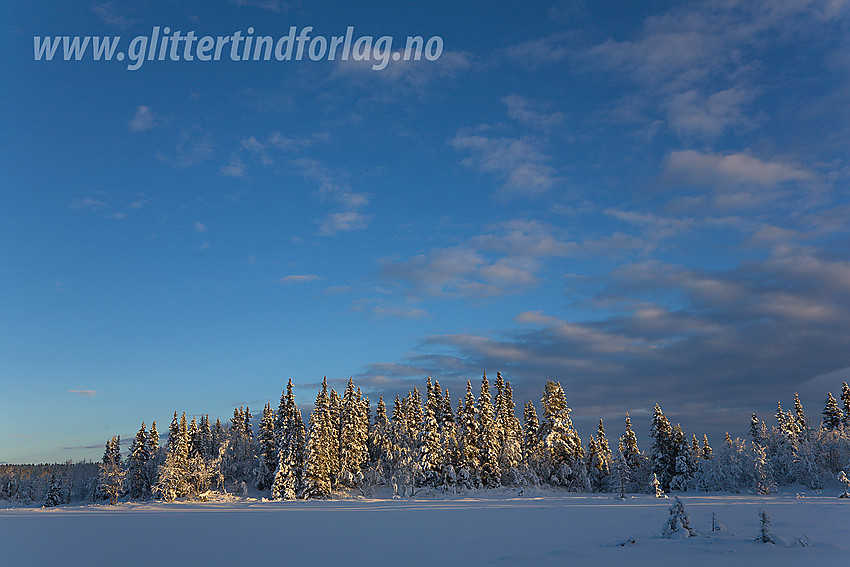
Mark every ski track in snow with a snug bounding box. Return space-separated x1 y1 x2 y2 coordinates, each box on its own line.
1 491 847 566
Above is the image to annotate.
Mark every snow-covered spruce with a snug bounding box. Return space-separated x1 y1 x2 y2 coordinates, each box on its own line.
661 496 699 538
839 470 850 498
651 472 666 498
755 509 775 544
43 470 62 507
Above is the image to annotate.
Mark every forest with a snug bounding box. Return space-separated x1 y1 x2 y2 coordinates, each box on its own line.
3 373 850 506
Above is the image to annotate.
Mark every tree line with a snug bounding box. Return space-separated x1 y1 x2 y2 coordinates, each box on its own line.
3 374 850 506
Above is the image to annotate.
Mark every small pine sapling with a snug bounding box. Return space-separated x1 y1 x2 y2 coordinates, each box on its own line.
711 512 725 532
756 509 775 544
662 496 699 538
651 472 666 498
838 471 850 498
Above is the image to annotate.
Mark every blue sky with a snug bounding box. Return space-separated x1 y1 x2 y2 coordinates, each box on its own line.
2 0 850 463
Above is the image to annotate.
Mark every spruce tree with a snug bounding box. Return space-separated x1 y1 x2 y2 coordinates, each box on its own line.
389 393 414 490
338 378 368 486
357 389 371 469
456 381 481 488
494 372 507 453
822 392 843 430
438 387 458 485
256 403 277 490
793 393 809 437
406 388 423 443
432 379 444 429
588 420 611 491
586 435 600 489
523 400 542 471
271 439 297 500
538 381 584 488
303 378 336 497
128 422 151 499
662 496 698 538
417 377 443 486
44 470 62 507
649 404 674 490
701 434 712 460
273 381 307 499
225 406 253 484
477 372 502 487
98 436 125 504
178 413 192 490
148 421 160 461
669 424 696 491
775 401 801 444
368 396 395 483
188 417 200 459
290 400 307 492
690 435 701 464
749 413 763 446
752 443 776 495
650 472 665 498
155 412 190 501
838 470 850 498
756 509 775 544
166 411 180 455
441 388 455 431
148 421 160 488
498 379 523 476
621 413 641 470
212 419 224 457
328 388 342 484
198 415 212 459
841 382 850 428
610 446 631 498
392 394 407 444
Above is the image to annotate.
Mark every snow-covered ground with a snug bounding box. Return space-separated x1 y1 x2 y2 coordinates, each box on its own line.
1 489 846 566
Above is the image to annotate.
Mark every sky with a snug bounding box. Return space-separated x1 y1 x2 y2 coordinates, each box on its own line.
2 0 850 464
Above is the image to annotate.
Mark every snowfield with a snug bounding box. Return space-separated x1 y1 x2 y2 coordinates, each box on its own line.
1 489 847 566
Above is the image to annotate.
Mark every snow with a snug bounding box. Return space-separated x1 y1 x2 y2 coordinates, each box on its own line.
1 489 846 566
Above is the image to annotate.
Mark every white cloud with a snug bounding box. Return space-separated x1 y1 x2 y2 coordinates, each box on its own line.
69 197 108 210
219 131 327 178
450 133 559 198
572 0 850 139
291 158 372 236
232 0 288 12
604 208 696 242
221 155 247 178
380 219 574 299
663 150 812 188
370 305 430 319
502 33 574 69
333 49 474 90
319 211 371 236
502 95 565 129
127 196 149 210
471 219 576 257
128 106 155 132
91 3 134 27
279 274 321 284
665 87 755 138
69 389 99 398
156 132 215 168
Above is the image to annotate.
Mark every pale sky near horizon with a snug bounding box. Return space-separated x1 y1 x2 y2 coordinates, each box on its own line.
2 0 850 463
